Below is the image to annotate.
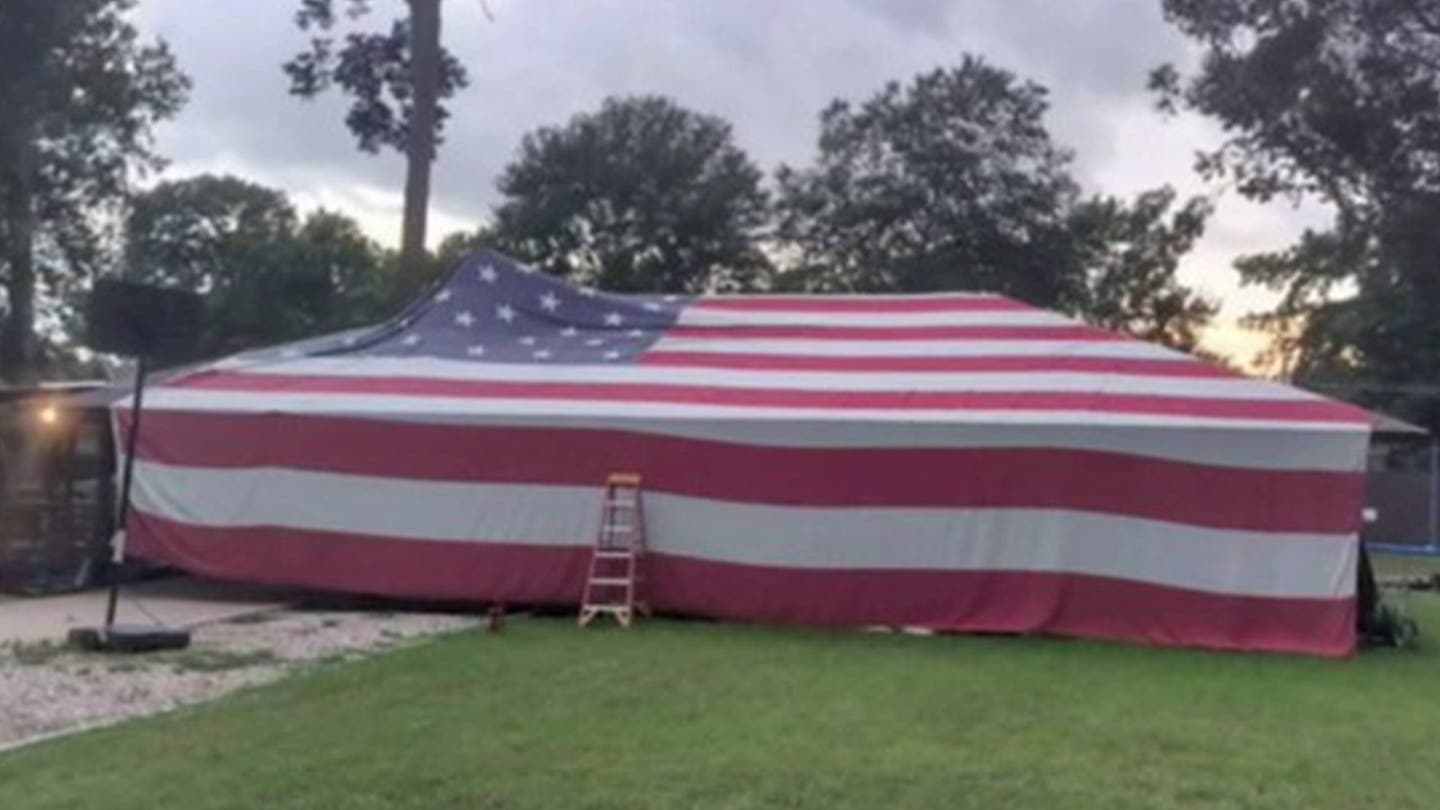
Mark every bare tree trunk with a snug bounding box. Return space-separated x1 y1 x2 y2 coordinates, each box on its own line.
399 0 442 300
0 135 37 383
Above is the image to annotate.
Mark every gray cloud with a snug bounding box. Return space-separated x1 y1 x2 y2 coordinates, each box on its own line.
141 0 1190 204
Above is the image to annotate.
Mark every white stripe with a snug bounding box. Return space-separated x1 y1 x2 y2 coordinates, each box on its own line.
117 399 1370 472
677 308 1074 327
651 337 1184 359
132 463 1355 600
228 357 1319 401
136 387 1370 432
698 292 1006 301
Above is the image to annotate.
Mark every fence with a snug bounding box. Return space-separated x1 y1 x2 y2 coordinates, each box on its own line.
0 494 110 594
1364 439 1439 555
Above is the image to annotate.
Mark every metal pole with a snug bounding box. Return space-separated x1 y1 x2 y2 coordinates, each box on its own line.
103 354 149 629
1429 437 1439 552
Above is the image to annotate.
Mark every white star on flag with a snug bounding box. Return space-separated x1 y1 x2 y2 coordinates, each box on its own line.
539 292 560 312
478 264 499 283
496 304 516 323
532 349 552 360
579 287 598 297
402 334 421 346
561 326 578 337
280 348 301 359
454 310 475 328
466 344 486 356
435 289 452 303
341 335 358 347
627 329 644 338
585 338 605 346
663 295 680 302
604 312 624 326
643 301 661 311
602 350 621 360
518 336 537 346
517 262 537 274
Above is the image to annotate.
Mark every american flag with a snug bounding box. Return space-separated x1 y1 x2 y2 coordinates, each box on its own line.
190 249 1365 423
329 253 686 365
123 249 1372 656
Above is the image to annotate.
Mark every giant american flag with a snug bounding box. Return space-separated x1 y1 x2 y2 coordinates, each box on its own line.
123 250 1372 655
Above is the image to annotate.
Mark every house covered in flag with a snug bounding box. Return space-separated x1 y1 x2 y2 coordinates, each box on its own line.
119 250 1372 656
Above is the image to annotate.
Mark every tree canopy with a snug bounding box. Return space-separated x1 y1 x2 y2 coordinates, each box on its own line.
0 22 1248 374
285 0 469 156
491 95 772 293
775 56 1214 348
124 175 389 359
1154 0 1440 423
1070 188 1216 352
0 0 188 381
284 0 470 296
775 57 1082 304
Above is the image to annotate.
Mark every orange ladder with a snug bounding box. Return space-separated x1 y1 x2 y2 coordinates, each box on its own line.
579 473 648 628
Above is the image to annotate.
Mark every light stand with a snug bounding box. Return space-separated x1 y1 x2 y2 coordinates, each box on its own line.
68 280 200 653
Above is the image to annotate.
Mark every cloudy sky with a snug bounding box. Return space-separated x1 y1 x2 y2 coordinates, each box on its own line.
133 0 1331 362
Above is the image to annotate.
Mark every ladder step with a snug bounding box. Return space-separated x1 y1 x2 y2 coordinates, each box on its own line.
605 499 638 507
589 577 631 586
594 550 633 559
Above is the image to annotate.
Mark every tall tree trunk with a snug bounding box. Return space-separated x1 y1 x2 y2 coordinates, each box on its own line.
399 0 442 300
0 135 37 383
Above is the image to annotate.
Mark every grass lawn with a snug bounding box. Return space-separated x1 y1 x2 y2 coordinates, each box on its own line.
1371 550 1440 580
3 599 1439 810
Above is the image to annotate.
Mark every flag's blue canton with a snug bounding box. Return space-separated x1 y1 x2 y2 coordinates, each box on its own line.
331 250 687 364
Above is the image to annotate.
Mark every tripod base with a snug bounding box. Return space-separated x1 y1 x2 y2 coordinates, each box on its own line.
67 623 192 654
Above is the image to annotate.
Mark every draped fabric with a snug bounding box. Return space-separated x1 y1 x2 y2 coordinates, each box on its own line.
119 250 1371 655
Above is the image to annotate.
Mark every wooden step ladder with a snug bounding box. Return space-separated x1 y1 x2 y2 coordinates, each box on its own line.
579 473 648 628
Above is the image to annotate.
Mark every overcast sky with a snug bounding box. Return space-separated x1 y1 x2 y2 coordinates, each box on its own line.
133 0 1331 362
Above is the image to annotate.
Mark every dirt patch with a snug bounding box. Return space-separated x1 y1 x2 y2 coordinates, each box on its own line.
0 609 480 748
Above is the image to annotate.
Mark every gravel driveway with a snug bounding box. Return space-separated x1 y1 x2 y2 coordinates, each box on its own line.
0 608 481 750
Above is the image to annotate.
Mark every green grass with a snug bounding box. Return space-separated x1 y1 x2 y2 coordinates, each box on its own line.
1372 551 1440 580
3 601 1440 810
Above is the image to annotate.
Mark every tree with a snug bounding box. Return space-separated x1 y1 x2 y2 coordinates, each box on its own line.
0 0 188 382
1153 0 1440 424
775 56 1214 348
1070 187 1217 351
284 0 470 299
491 95 771 293
125 176 296 293
124 175 388 359
774 57 1082 305
434 225 497 272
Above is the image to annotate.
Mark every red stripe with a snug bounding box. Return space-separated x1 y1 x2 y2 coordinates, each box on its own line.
173 371 1369 423
640 351 1238 377
665 324 1119 340
689 296 1027 313
127 412 1366 532
128 514 1357 657
129 512 589 606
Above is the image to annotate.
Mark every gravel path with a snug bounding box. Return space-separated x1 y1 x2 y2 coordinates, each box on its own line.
0 609 481 749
